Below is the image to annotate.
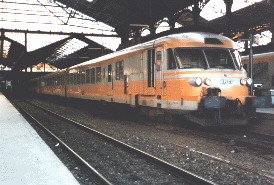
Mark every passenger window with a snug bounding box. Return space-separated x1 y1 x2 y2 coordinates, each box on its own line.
119 61 124 80
116 62 120 80
65 74 69 85
77 72 81 84
102 68 106 78
60 76 63 85
108 64 112 82
69 73 73 85
55 77 58 85
115 61 124 80
86 69 91 83
73 73 78 85
80 71 85 84
156 51 161 71
96 67 101 83
91 68 95 84
167 49 176 70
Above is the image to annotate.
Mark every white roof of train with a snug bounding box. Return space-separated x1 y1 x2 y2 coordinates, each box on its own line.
70 32 232 70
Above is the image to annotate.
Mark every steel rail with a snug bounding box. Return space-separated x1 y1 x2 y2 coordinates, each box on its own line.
174 143 274 181
27 101 216 185
234 127 274 142
13 101 113 185
187 126 274 155
167 125 274 180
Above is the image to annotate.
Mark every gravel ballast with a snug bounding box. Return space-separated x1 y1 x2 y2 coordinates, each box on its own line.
24 97 274 184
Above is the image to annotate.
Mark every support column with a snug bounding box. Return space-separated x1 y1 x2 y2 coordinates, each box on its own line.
168 15 176 30
0 31 4 58
223 0 233 36
115 25 129 50
249 33 254 95
244 29 249 51
149 24 156 35
270 24 274 43
25 32 27 52
192 1 201 26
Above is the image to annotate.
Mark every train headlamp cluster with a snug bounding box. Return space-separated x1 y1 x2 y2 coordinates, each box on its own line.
192 77 253 87
240 78 247 85
204 78 212 86
246 78 253 85
194 77 202 86
193 77 212 86
240 78 253 86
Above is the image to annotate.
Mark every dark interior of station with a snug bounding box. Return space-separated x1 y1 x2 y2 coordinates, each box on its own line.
1 2 274 184
1 0 274 93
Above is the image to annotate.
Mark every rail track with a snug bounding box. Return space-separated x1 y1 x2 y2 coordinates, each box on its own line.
201 126 274 155
13 99 215 185
169 116 274 156
174 143 274 180
166 123 274 181
12 100 112 185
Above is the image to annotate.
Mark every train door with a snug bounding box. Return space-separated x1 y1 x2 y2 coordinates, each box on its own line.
107 64 114 96
145 48 164 95
147 49 155 88
155 47 164 96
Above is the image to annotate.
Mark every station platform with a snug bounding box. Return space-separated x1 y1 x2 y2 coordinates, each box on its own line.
0 93 79 185
256 107 274 120
256 108 274 114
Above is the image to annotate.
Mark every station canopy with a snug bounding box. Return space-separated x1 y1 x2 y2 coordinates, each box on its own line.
0 0 273 72
0 0 119 71
209 0 274 37
0 0 204 72
55 0 200 30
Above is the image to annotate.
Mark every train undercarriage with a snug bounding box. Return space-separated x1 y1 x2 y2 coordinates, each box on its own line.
184 95 271 126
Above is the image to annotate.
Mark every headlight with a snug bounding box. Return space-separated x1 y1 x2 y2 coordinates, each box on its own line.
194 77 202 86
246 78 253 86
240 78 247 85
205 78 212 86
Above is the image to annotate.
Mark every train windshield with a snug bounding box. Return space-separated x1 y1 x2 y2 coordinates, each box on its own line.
174 48 241 70
174 48 207 69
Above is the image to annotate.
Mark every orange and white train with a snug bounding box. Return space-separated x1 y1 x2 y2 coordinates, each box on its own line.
242 51 274 89
29 32 271 126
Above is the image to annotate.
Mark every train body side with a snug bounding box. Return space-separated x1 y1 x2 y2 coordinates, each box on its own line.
29 32 271 126
242 52 274 90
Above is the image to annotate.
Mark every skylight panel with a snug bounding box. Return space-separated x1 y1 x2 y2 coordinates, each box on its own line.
46 38 88 62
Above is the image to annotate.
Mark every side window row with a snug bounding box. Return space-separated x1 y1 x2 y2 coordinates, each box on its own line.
43 61 124 86
44 75 64 86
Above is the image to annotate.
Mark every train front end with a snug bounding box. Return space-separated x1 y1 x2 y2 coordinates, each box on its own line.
166 33 271 126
